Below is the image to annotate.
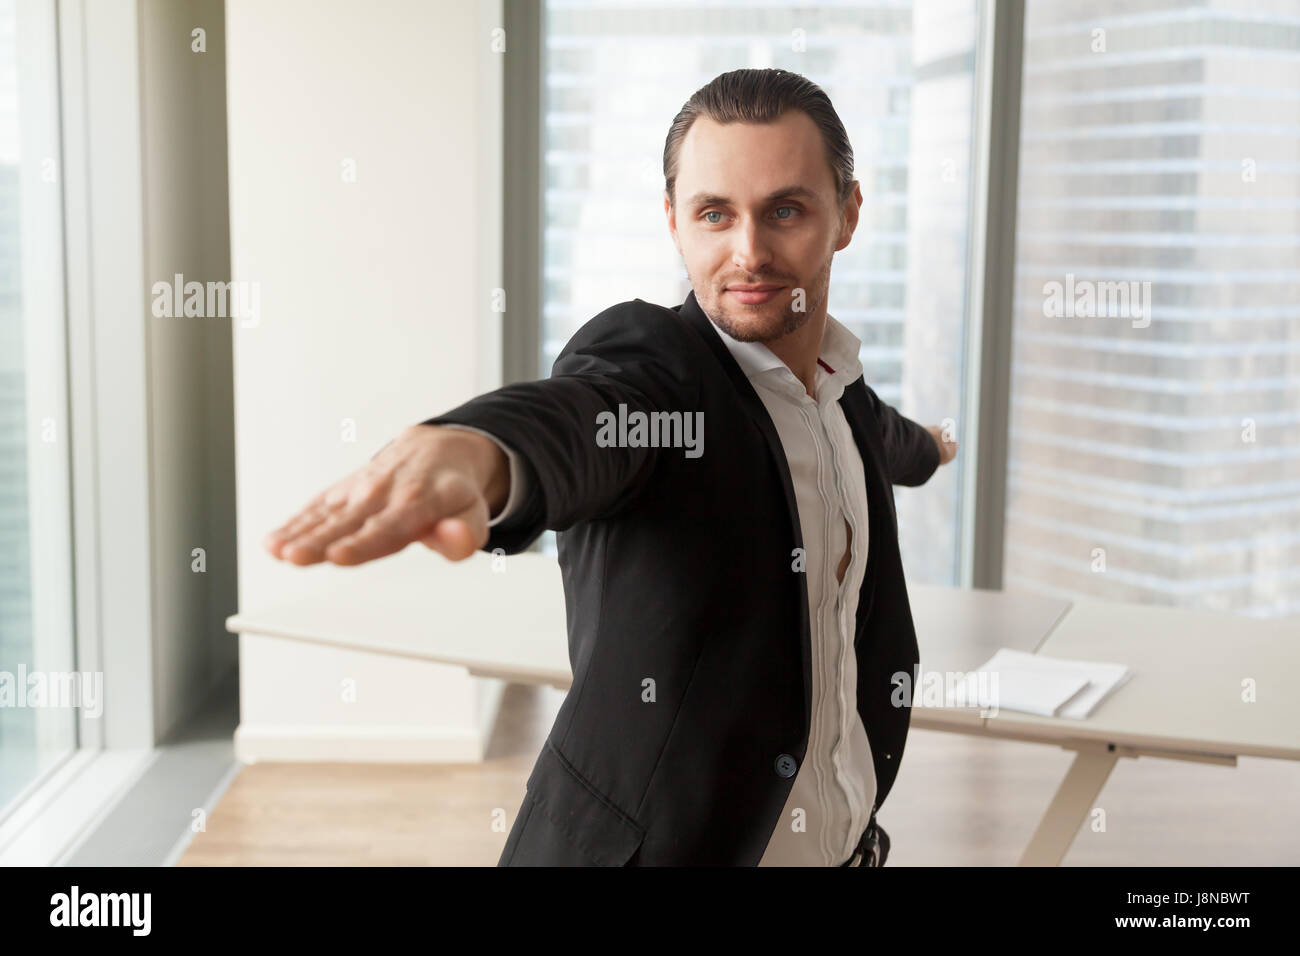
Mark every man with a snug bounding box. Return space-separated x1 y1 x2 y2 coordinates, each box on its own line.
264 68 957 866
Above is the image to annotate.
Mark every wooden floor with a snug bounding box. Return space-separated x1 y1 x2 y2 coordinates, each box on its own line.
180 682 1300 866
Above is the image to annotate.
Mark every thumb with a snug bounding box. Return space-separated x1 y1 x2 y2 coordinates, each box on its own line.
419 498 489 561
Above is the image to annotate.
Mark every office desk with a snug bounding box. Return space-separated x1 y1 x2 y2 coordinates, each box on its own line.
227 551 1299 866
907 585 1072 733
972 599 1300 864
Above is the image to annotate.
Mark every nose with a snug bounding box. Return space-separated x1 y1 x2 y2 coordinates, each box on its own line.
730 217 773 276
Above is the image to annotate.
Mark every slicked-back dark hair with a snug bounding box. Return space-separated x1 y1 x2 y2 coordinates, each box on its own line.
663 68 855 209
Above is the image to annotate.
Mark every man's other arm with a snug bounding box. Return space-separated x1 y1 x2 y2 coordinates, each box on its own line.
861 382 955 486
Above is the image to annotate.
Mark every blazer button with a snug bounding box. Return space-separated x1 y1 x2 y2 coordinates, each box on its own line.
774 754 798 778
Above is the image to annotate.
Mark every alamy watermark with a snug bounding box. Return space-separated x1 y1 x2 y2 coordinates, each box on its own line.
1042 273 1151 328
892 666 1001 717
152 273 260 328
50 886 150 935
1 666 103 718
595 403 704 459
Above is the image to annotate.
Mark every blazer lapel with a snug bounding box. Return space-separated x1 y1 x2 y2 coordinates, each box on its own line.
838 379 888 634
675 290 813 719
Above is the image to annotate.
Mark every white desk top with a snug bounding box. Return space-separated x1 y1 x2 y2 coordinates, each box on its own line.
227 552 1066 691
227 551 1299 760
907 585 1072 730
228 550 571 688
984 598 1300 761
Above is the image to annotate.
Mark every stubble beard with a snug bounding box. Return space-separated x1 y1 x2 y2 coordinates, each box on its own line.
696 255 833 346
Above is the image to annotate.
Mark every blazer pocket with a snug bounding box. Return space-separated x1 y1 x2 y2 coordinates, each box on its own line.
520 739 647 866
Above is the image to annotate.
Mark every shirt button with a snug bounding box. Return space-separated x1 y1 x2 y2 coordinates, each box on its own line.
774 754 798 778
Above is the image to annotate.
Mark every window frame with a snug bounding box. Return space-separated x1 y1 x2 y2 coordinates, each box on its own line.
0 0 158 861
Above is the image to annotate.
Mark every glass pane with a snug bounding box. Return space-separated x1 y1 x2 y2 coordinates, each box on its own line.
0 0 77 817
539 0 982 583
1005 0 1300 615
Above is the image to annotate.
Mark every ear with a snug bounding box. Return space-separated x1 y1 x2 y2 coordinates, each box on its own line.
834 181 862 253
665 191 682 255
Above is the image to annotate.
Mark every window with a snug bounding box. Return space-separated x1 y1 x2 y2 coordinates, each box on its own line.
0 0 77 820
1004 0 1300 615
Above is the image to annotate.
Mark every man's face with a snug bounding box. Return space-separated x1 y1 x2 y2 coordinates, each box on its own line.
665 110 860 344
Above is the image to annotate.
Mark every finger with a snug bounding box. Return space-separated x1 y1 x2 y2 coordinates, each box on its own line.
264 486 349 557
323 495 480 566
279 487 387 565
277 472 394 563
279 506 380 565
265 504 333 558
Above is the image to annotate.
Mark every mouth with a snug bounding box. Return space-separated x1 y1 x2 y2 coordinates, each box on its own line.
724 284 785 305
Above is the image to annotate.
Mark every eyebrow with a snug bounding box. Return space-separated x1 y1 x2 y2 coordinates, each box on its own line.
683 185 820 209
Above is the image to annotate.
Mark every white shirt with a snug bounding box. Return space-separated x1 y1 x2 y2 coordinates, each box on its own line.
704 313 874 867
442 310 874 867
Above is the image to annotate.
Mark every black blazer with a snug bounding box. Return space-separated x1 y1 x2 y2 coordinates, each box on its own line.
422 289 940 865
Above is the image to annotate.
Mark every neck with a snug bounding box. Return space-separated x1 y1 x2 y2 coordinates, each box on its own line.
765 308 828 399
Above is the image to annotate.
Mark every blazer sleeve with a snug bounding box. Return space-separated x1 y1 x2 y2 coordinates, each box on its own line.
862 381 940 487
418 302 700 554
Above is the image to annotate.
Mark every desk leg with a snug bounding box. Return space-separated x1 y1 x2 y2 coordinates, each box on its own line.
1018 747 1118 866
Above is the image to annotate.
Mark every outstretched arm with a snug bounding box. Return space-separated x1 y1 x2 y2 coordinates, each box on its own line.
264 304 697 566
263 423 514 566
862 383 957 486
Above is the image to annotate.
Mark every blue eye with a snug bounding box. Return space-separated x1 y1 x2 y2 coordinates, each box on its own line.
773 206 797 220
703 211 723 224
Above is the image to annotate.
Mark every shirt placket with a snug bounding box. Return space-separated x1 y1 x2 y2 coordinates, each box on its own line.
822 389 867 861
809 386 850 861
790 392 828 864
802 377 856 865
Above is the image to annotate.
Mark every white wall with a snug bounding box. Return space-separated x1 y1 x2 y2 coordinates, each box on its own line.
225 0 508 761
